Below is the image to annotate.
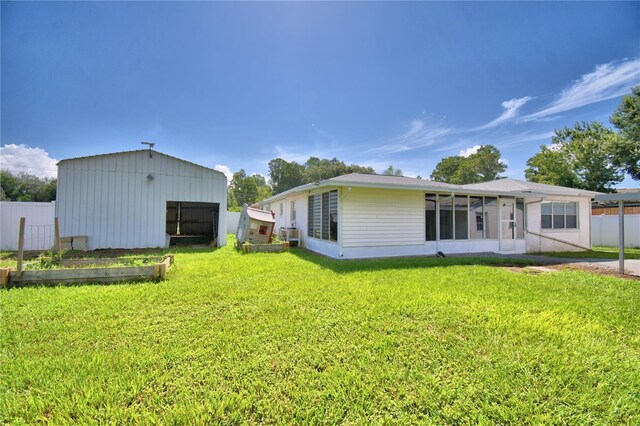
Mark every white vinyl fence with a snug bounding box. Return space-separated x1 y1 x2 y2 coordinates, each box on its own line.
0 201 57 250
227 211 241 235
592 214 640 248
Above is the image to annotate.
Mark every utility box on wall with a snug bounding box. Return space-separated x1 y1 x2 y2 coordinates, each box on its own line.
236 205 276 245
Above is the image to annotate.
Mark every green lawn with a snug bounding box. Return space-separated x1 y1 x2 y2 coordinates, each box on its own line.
540 246 640 260
1 239 639 424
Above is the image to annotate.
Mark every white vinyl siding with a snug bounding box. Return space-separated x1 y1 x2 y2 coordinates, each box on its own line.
341 188 424 247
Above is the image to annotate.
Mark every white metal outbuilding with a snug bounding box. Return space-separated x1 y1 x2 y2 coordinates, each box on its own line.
56 149 227 250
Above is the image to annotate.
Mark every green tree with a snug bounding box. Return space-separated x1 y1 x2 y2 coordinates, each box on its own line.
0 170 56 201
525 122 623 192
268 158 306 195
230 169 258 207
430 145 506 184
610 85 640 180
430 156 466 183
524 146 580 188
383 165 403 176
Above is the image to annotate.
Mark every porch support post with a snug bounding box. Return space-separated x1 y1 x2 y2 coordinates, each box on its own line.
618 200 625 274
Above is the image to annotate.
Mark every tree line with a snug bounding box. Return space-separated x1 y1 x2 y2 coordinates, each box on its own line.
3 87 637 208
0 170 57 202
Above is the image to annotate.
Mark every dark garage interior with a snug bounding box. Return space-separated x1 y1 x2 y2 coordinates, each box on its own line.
166 201 219 246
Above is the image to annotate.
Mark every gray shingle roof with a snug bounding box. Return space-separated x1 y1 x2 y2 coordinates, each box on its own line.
260 174 599 204
462 178 599 197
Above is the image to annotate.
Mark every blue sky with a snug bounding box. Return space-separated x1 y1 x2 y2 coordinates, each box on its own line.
1 1 639 186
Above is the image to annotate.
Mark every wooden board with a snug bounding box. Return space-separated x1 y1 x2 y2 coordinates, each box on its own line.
10 265 158 286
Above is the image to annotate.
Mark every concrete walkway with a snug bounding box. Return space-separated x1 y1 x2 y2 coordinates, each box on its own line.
496 254 640 277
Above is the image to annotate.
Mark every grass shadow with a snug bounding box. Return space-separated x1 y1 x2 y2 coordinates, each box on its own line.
289 247 538 274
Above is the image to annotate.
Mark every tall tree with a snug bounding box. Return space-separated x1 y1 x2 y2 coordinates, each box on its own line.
383 165 403 176
430 156 465 183
525 122 623 192
228 170 273 208
430 145 506 184
268 158 306 194
610 85 640 180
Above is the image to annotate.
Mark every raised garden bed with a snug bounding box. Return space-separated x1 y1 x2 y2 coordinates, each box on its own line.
0 255 174 288
239 242 290 254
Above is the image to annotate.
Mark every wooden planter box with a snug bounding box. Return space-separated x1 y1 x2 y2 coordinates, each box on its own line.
241 242 290 254
0 255 174 288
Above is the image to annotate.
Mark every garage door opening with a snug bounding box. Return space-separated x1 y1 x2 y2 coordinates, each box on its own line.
166 201 219 246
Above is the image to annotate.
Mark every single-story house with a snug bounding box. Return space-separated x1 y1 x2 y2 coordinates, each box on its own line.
259 173 598 259
57 149 227 249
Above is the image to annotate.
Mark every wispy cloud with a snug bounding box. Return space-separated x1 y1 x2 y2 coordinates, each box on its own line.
0 144 58 179
522 58 640 121
368 118 452 154
473 96 533 130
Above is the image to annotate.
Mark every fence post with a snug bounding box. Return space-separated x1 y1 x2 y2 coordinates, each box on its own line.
54 217 62 254
17 217 25 276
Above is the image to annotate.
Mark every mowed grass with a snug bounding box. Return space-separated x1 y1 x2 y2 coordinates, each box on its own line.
1 240 639 424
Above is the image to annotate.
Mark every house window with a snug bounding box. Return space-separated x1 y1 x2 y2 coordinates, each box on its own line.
258 225 268 235
541 201 578 230
290 201 296 223
279 203 283 216
308 190 338 241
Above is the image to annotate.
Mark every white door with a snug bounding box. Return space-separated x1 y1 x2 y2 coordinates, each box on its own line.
500 199 516 251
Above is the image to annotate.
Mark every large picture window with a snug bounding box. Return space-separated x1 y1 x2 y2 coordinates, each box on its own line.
308 190 338 241
541 201 578 230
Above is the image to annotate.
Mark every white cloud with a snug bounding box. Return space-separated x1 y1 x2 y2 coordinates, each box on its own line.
0 144 58 179
473 96 533 130
369 119 451 154
522 58 640 121
459 145 482 157
214 164 233 182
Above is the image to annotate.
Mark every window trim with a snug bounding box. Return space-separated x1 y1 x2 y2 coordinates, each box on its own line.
541 201 579 231
308 190 339 243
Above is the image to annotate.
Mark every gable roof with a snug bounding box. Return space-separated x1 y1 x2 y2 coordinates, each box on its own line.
260 174 599 204
57 149 225 177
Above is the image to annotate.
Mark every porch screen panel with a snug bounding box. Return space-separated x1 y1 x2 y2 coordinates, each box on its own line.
484 197 498 239
425 194 437 241
454 196 469 240
439 196 453 240
516 199 524 239
469 197 483 239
